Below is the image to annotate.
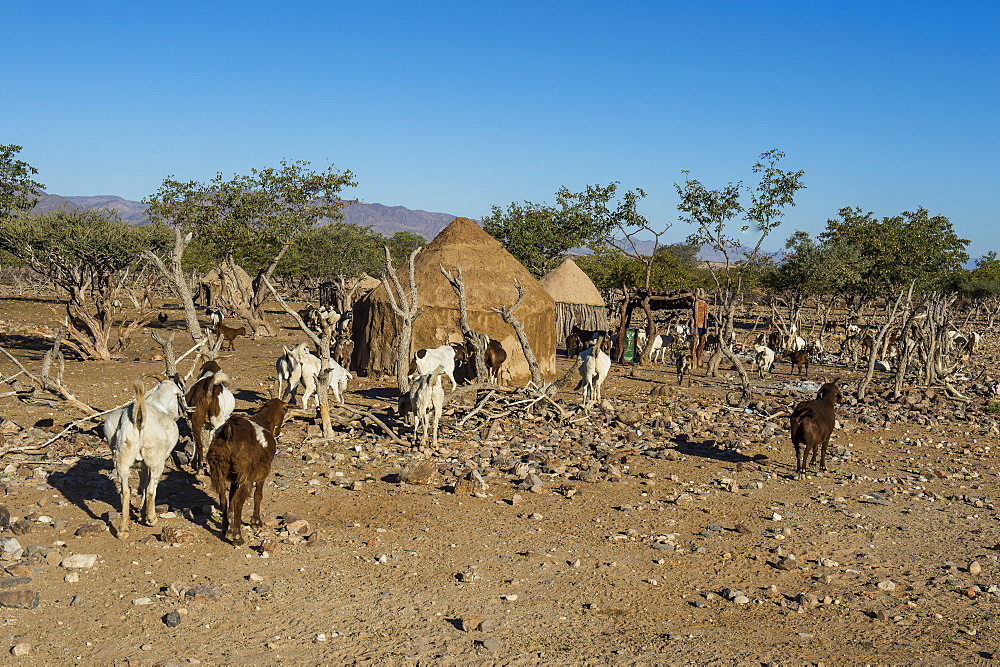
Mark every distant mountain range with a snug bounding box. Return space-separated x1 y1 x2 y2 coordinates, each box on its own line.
31 192 459 240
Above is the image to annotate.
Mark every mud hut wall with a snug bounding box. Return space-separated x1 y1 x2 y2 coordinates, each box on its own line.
352 297 556 383
555 302 609 342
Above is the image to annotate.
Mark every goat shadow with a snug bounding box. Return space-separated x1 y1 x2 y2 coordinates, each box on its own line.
674 439 753 464
355 386 400 402
48 455 214 529
234 389 266 403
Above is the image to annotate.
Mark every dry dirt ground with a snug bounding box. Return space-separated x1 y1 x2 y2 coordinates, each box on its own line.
1 294 1000 665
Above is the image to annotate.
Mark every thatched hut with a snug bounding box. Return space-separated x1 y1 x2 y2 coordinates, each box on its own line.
539 258 608 341
352 217 556 383
198 264 254 307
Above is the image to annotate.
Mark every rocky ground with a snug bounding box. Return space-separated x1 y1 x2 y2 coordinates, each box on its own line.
0 293 999 665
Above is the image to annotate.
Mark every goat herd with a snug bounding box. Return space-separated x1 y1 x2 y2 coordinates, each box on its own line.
101 302 981 550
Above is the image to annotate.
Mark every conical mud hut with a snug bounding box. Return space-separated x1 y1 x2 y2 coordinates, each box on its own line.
352 217 556 383
539 258 608 341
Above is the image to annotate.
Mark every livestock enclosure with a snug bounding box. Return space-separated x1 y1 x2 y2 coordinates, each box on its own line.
1 288 1000 663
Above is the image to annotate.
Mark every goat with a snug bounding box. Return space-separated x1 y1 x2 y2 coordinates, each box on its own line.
753 345 776 378
207 308 225 328
766 330 783 352
408 367 446 449
285 344 352 407
784 349 809 377
332 336 354 370
275 343 305 401
483 337 507 384
787 335 807 353
185 362 236 474
304 305 341 334
336 310 354 336
648 334 675 363
207 398 290 545
215 323 247 351
409 345 458 391
576 336 611 406
103 378 187 538
790 380 844 475
675 349 692 386
565 333 584 359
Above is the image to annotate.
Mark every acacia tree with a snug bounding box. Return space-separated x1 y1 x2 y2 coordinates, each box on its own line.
483 183 618 276
0 144 44 219
145 160 356 336
677 149 806 406
0 208 170 360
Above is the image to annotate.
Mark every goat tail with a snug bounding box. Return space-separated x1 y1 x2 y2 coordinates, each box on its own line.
212 372 232 387
132 379 147 431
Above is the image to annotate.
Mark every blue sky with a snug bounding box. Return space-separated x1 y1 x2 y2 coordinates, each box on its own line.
4 1 997 258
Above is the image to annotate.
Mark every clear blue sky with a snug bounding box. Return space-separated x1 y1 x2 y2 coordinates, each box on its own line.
5 1 998 258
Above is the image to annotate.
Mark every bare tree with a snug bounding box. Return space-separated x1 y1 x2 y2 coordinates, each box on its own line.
381 246 422 392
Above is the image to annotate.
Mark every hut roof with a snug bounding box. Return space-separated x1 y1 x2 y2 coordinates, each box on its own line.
539 258 605 307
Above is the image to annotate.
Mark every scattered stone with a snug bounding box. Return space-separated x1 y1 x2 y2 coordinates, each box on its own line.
185 584 221 602
0 590 39 609
734 523 752 535
0 577 31 589
137 535 159 545
5 562 41 577
8 520 31 536
249 573 264 582
61 554 98 569
163 611 182 628
132 597 153 605
398 460 438 485
969 560 982 575
75 522 107 537
161 526 196 545
285 519 310 535
461 616 482 632
482 637 504 651
0 537 21 559
10 643 30 657
877 580 897 592
65 572 79 583
0 507 10 528
261 539 280 555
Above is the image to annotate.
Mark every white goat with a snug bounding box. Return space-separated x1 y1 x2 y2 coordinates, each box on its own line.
207 307 225 328
788 336 807 353
276 343 309 401
410 366 445 448
753 344 776 378
577 339 611 406
104 379 186 538
286 344 352 408
410 345 458 391
648 334 675 363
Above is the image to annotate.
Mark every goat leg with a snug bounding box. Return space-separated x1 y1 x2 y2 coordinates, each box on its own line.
819 440 829 471
249 480 265 528
229 484 250 545
143 461 165 526
116 465 131 538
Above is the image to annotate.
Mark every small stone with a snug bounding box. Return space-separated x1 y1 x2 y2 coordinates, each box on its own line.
75 522 107 537
185 584 221 602
9 519 31 536
877 579 896 592
0 577 31 589
876 609 889 621
285 519 310 535
163 611 182 628
161 526 196 545
249 573 264 582
734 523 752 535
260 539 280 555
398 460 437 485
0 590 39 609
461 616 482 632
10 643 30 657
479 618 495 632
141 643 153 651
500 594 518 601
132 597 153 605
65 572 79 583
482 637 504 651
969 560 982 575
61 554 98 569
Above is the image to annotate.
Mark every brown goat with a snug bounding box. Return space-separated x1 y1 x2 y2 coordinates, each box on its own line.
207 398 289 545
215 324 247 351
790 380 843 475
784 349 809 377
565 333 584 359
675 349 692 386
483 337 507 384
332 336 354 370
185 362 235 474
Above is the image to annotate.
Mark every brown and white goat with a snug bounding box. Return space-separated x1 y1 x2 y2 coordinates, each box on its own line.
207 398 290 545
215 323 247 351
409 345 458 391
790 380 843 476
186 361 236 474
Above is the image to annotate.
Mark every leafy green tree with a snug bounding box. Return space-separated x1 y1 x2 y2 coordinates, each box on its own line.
678 149 806 403
385 231 427 267
0 144 44 219
820 206 968 292
0 208 171 359
971 251 1000 282
483 183 618 276
278 222 386 285
145 160 356 335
